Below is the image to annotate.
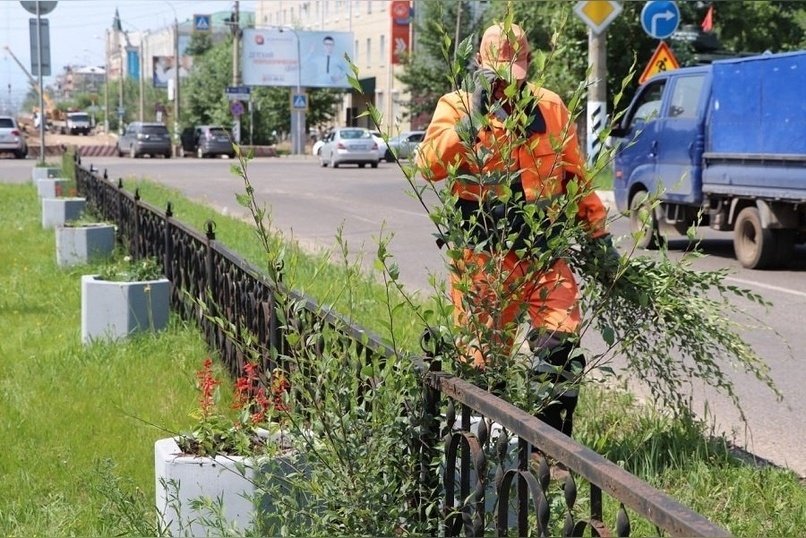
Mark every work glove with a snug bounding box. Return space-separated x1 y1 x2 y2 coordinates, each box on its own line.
456 67 498 143
589 234 622 286
586 234 648 305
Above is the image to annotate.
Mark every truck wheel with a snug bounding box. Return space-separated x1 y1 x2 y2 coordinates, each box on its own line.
629 190 660 250
734 206 775 269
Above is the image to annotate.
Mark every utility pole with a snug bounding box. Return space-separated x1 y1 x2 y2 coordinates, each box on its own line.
139 37 145 122
35 1 45 164
587 30 607 165
173 17 181 155
231 1 242 144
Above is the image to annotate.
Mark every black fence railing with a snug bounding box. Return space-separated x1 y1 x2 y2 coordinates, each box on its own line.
75 156 729 537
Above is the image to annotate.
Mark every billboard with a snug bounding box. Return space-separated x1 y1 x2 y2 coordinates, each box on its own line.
152 35 193 88
390 0 411 65
242 29 354 88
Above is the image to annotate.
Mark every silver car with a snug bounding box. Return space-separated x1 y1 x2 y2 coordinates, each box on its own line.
384 130 425 162
0 116 28 159
319 127 379 168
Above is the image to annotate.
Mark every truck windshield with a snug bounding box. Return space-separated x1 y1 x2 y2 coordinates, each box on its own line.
70 114 90 122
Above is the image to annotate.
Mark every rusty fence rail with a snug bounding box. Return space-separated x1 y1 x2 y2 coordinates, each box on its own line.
74 157 729 537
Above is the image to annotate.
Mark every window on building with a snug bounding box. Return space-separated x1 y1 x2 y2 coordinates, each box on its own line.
366 37 371 67
380 35 386 66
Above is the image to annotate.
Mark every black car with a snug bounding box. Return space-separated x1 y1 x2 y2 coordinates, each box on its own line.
181 125 235 158
117 122 172 158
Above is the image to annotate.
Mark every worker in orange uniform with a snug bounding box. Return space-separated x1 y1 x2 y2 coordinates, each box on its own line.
416 22 618 437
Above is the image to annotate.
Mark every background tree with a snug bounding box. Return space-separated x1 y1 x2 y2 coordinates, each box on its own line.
397 0 485 124
403 0 806 122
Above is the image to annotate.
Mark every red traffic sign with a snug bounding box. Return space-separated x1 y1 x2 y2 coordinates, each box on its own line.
639 41 680 84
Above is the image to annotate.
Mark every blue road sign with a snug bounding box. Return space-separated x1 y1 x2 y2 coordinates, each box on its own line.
292 94 308 110
641 1 680 40
194 14 211 32
230 101 244 116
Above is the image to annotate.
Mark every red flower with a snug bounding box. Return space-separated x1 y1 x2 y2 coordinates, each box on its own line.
195 358 219 419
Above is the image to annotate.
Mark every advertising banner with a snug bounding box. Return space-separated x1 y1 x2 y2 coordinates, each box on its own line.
390 0 411 65
242 29 354 88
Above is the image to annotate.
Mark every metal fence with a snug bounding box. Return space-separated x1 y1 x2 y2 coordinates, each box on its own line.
74 157 729 537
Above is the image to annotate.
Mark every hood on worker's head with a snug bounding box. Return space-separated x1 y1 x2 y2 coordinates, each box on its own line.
478 23 530 82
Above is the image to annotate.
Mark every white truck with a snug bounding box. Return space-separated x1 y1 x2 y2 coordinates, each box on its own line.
53 112 92 135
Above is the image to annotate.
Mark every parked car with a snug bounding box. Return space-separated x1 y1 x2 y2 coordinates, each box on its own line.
319 127 379 168
370 130 388 161
117 122 172 158
181 125 235 158
385 130 425 161
0 116 28 159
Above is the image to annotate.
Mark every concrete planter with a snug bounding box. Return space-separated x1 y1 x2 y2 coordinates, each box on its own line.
32 167 62 181
80 274 170 344
36 178 68 198
55 224 116 267
155 433 299 536
42 197 86 229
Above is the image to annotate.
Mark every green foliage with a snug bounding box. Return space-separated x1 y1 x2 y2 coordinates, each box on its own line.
397 0 486 124
95 254 164 282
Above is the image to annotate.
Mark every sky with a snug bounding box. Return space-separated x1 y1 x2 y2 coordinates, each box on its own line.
0 0 255 112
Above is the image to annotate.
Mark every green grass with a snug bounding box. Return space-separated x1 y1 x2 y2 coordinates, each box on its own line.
0 182 231 536
2 175 804 536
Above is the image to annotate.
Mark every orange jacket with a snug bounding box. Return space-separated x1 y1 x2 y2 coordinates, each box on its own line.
416 83 608 237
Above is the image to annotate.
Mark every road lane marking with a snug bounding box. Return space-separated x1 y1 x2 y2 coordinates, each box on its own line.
726 276 806 300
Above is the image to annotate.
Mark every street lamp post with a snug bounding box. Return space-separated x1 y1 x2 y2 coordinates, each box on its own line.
280 26 304 155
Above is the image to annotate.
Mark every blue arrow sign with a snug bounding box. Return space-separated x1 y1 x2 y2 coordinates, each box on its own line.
641 1 680 40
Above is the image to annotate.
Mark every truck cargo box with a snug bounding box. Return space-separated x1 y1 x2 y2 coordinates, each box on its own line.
708 51 806 155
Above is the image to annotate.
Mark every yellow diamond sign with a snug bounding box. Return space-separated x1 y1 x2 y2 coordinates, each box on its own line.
574 1 623 35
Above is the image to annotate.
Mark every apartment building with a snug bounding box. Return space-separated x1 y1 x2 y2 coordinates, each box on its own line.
255 0 413 133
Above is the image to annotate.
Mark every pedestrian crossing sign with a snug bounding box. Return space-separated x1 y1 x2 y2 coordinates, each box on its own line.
194 14 211 32
292 93 308 110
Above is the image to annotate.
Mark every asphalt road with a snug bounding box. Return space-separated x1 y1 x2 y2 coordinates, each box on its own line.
4 155 805 477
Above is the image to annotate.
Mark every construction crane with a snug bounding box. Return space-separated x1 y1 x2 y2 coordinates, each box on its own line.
2 45 63 130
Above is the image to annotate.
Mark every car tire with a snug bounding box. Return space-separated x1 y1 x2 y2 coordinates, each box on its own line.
629 189 660 250
734 206 775 270
358 163 366 168
331 154 338 168
164 152 172 159
116 145 123 157
371 161 379 169
14 150 25 159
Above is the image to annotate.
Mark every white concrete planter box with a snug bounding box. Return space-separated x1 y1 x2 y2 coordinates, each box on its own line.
32 167 62 181
42 197 86 229
155 435 299 536
81 274 170 344
36 178 67 198
55 224 116 267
